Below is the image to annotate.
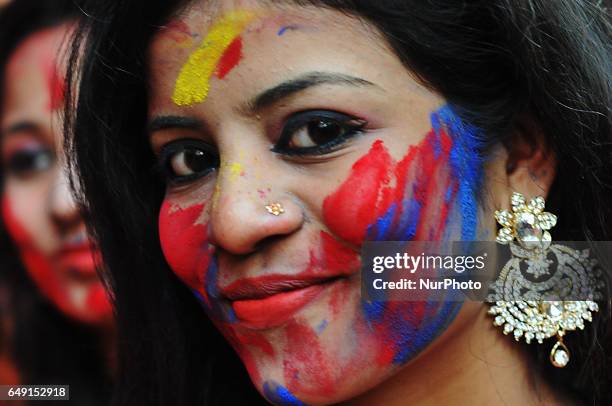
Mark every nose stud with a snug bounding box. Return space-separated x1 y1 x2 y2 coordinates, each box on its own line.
265 202 284 216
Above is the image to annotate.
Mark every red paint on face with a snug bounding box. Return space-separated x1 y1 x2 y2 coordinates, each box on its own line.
316 231 359 317
284 321 335 397
215 36 244 80
322 140 392 246
323 130 456 246
411 130 455 240
326 278 352 319
235 330 275 356
322 129 460 367
158 201 212 302
318 231 360 275
157 119 466 401
1 197 111 324
39 48 65 112
373 301 427 366
206 231 361 393
224 232 359 329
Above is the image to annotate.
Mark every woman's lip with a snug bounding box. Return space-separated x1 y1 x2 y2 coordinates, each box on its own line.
222 273 340 301
231 281 334 329
56 246 98 277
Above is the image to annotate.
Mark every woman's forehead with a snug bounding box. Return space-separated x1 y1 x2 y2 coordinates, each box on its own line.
7 24 67 69
3 24 69 106
147 4 411 115
151 2 382 59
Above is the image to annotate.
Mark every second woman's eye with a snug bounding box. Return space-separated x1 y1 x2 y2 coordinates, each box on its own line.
273 110 367 156
159 140 219 184
4 147 54 179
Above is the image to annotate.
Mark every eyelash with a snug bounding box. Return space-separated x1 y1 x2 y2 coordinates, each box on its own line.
157 110 367 185
3 146 54 179
272 110 367 156
157 139 219 186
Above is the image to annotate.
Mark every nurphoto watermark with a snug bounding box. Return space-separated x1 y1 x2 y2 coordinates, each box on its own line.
361 241 611 302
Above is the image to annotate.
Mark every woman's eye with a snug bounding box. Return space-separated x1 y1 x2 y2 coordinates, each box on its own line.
273 110 367 156
4 148 54 178
159 140 219 184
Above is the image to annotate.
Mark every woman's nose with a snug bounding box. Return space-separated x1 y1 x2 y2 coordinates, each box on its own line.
208 162 303 255
48 166 81 232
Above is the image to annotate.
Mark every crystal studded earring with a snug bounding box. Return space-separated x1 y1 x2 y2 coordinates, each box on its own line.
487 192 602 368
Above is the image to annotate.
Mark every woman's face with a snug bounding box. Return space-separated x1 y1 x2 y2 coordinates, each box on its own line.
1 25 112 325
149 1 490 404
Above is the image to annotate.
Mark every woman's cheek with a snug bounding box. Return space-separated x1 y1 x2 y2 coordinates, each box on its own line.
159 200 213 303
322 106 483 366
323 132 460 245
2 197 109 323
2 196 62 300
322 139 393 246
324 106 482 246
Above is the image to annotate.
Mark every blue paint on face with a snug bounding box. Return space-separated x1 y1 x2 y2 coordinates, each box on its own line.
431 127 442 159
391 300 462 364
263 380 308 406
192 289 205 303
205 256 219 301
362 300 386 326
362 106 482 244
316 319 329 334
359 105 483 364
277 25 300 36
227 307 237 322
445 185 454 203
368 203 397 240
435 106 483 240
199 256 236 322
397 197 421 240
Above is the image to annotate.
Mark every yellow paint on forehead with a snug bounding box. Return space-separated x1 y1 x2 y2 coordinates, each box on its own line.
172 10 257 106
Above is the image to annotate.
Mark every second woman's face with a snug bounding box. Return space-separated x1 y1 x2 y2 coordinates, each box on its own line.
149 1 487 404
0 25 112 325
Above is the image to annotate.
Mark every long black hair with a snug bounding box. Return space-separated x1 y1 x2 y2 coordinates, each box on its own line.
0 1 112 404
65 0 612 405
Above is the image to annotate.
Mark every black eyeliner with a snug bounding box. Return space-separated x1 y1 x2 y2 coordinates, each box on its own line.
271 110 367 156
4 146 54 178
156 138 219 185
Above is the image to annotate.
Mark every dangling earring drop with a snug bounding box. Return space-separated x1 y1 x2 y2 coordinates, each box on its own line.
487 192 602 368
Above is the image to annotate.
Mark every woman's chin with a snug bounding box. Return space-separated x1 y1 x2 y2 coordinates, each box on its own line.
52 281 112 326
227 293 400 405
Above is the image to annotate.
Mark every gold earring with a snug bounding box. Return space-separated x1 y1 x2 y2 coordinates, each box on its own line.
265 202 285 216
487 192 602 368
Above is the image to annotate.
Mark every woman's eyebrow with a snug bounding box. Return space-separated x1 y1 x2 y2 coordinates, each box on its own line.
1 121 38 139
244 71 380 113
147 115 204 134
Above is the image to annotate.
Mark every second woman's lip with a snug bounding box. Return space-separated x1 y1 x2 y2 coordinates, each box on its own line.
56 244 98 278
222 274 345 329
